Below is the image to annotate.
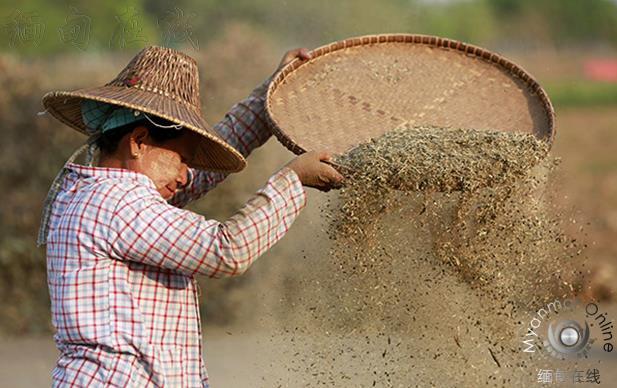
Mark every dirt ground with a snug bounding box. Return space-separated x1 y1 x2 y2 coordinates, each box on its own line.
1 107 615 387
3 316 617 387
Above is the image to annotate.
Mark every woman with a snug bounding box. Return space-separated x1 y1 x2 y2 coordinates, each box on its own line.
39 45 343 387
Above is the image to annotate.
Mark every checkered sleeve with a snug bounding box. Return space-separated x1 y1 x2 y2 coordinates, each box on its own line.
109 166 306 278
169 76 274 208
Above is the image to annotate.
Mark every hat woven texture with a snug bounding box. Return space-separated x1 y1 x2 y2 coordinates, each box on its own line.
42 45 246 172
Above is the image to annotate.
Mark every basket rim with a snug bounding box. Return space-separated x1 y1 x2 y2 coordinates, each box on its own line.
265 33 556 156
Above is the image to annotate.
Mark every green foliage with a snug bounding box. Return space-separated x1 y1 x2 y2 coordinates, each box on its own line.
2 0 616 55
0 0 159 55
547 81 617 107
487 0 617 47
411 0 498 44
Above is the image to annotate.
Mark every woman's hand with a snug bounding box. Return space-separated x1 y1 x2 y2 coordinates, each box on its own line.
276 48 312 72
285 151 345 192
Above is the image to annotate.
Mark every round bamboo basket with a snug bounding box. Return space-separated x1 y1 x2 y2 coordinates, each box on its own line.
266 34 555 156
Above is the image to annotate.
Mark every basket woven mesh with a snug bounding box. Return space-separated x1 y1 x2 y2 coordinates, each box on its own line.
266 34 555 156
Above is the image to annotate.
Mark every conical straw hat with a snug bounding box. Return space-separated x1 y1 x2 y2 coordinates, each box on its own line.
42 45 246 172
266 34 555 156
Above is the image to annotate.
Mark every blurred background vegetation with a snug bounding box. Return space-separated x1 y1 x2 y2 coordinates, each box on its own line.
2 0 617 53
1 0 616 334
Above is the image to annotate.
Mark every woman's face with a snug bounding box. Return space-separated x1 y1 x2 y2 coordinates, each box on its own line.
128 127 198 200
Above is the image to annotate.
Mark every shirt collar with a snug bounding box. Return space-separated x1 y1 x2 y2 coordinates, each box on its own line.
66 162 156 189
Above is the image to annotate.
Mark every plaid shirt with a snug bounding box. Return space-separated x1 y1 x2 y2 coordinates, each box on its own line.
46 77 307 387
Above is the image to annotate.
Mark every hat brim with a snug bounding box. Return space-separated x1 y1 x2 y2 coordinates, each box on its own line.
42 85 246 173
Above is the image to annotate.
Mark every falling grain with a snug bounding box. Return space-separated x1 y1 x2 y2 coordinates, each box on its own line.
277 125 585 387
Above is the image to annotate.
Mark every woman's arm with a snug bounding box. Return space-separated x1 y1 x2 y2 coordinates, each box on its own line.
168 48 312 208
168 75 273 208
108 166 306 278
